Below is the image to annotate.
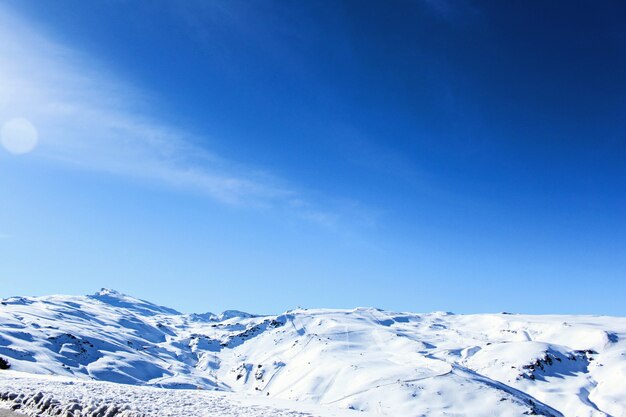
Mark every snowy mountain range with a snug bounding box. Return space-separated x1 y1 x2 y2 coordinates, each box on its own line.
0 289 624 417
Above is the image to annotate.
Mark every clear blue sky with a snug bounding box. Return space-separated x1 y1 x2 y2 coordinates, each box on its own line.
1 1 625 315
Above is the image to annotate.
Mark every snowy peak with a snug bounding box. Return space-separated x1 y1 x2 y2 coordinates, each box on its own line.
0 291 625 417
217 309 256 321
188 312 217 322
88 288 181 316
94 288 122 297
188 310 256 323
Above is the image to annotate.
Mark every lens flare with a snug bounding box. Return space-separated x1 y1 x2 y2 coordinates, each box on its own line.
1 117 39 154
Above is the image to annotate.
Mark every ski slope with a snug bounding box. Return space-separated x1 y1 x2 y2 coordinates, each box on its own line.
0 289 624 416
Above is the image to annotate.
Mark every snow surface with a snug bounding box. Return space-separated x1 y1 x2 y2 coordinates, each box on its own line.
0 371 362 417
0 289 625 416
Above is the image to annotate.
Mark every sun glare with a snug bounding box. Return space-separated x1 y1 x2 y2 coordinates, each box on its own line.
1 117 39 155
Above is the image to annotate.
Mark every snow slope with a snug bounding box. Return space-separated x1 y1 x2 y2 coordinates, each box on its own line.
0 371 364 417
0 289 625 417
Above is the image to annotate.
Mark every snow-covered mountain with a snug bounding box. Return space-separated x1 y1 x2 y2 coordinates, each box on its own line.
0 289 625 417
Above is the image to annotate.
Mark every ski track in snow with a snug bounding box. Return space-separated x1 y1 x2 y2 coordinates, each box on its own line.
0 289 625 417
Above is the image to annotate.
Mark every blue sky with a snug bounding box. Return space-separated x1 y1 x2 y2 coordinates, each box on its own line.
1 1 625 315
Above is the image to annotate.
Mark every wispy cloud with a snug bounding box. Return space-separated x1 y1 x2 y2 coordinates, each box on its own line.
0 5 340 220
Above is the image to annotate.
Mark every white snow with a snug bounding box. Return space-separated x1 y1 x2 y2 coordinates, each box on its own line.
0 371 363 417
1 290 625 417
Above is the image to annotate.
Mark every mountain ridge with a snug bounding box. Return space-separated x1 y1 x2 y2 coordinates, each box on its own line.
1 289 624 416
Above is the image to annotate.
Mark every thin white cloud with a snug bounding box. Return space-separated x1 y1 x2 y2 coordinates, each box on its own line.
0 5 310 209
